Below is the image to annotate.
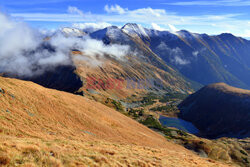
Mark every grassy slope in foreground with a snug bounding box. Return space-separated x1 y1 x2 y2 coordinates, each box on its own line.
0 77 230 166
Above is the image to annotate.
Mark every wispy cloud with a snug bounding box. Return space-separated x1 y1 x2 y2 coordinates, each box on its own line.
67 6 84 16
104 4 127 14
168 24 179 32
0 12 132 77
104 4 166 17
10 4 250 37
151 23 166 31
164 0 250 6
72 22 112 33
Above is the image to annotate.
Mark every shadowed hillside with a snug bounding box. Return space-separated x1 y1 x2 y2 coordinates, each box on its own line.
179 83 250 139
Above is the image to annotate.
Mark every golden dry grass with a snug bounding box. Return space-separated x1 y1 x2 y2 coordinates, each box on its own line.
208 82 250 95
72 51 193 100
0 135 234 167
0 77 231 166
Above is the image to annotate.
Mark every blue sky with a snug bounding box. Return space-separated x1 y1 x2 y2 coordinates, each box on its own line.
1 0 250 38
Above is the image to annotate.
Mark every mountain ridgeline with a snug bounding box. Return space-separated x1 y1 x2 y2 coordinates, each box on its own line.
89 23 250 90
3 23 250 95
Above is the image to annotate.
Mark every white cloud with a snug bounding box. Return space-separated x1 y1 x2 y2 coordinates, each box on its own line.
79 37 130 59
239 30 250 38
39 28 56 35
0 13 70 76
0 12 131 77
130 8 166 17
192 51 199 57
157 42 190 65
72 22 112 33
104 4 165 17
10 4 250 38
170 47 190 65
168 24 178 32
67 6 84 16
104 4 127 14
151 23 166 31
174 56 190 65
0 13 84 77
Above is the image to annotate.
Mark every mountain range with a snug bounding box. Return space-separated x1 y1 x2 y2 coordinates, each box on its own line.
2 23 250 138
58 23 250 94
1 22 250 166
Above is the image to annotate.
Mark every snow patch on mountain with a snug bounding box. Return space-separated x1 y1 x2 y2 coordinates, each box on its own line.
90 26 132 44
61 27 86 37
121 23 149 39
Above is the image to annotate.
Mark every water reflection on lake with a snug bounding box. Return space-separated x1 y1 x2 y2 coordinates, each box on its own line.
159 115 199 135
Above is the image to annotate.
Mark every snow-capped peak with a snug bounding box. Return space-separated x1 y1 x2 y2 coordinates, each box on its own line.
61 27 86 37
90 26 131 43
121 23 149 39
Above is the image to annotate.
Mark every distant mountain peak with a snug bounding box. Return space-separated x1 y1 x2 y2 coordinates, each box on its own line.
90 25 132 44
219 32 234 37
122 23 138 27
61 27 86 37
217 33 238 40
121 23 149 39
106 25 120 30
176 30 196 39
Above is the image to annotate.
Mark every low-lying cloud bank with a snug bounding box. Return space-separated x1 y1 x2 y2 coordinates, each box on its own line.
0 12 131 77
156 42 190 65
72 22 112 33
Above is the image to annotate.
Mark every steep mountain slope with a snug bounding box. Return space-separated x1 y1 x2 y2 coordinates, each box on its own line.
0 76 229 166
196 33 250 86
179 83 250 139
103 23 250 89
145 28 250 89
86 25 199 97
121 23 151 44
3 24 250 96
1 26 196 99
90 25 178 74
26 65 83 93
73 51 194 101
